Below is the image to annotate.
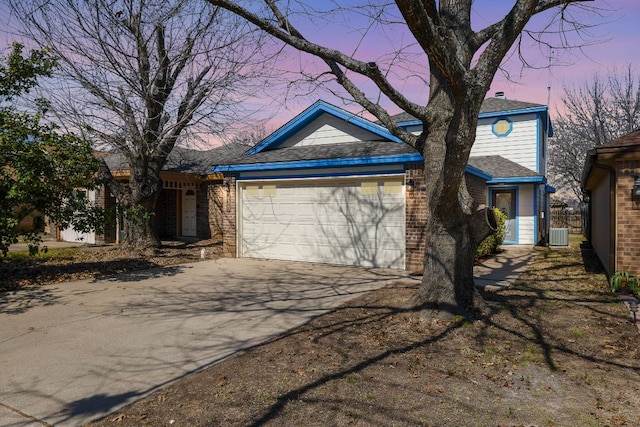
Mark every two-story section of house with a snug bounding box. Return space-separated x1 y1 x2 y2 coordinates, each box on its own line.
210 94 554 271
393 93 554 246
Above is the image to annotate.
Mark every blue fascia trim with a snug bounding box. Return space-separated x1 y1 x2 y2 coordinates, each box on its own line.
397 119 422 129
545 184 556 193
465 164 493 181
249 101 402 154
237 169 405 181
487 176 546 185
212 153 424 173
536 113 541 173
478 105 547 119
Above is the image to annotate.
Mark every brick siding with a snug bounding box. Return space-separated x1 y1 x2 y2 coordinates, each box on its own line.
211 176 236 257
196 183 212 239
405 166 427 271
615 160 640 273
465 173 488 207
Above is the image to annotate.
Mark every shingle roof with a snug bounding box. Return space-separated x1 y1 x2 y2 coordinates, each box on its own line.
390 97 545 123
597 129 640 149
216 140 418 166
468 155 539 178
104 144 251 175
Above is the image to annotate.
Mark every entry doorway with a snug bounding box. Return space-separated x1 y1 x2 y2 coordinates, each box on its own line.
182 188 197 237
492 189 517 243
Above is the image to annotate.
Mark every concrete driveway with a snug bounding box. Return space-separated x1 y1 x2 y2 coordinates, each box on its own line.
0 258 414 427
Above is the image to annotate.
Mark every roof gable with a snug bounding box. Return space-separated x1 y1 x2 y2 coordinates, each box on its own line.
248 100 402 155
391 97 549 125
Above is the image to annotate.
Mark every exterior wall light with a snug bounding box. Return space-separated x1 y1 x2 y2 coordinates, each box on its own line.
633 176 640 198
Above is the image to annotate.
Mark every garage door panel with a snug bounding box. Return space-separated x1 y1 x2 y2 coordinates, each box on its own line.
240 178 405 269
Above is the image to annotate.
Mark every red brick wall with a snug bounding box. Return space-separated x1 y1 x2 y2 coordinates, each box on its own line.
405 166 427 271
465 174 488 207
209 177 237 257
615 160 640 273
405 167 488 272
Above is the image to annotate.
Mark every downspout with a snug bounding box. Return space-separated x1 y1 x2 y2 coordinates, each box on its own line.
590 158 616 275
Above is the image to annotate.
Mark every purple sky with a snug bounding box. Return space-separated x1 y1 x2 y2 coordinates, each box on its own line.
1 1 638 135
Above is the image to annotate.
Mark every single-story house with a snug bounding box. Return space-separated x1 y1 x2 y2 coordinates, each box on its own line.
582 129 640 276
58 145 245 244
210 95 554 271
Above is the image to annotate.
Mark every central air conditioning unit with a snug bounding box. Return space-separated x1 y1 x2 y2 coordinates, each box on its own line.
549 228 569 247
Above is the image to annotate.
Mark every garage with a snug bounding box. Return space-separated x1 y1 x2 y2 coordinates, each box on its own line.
238 176 406 269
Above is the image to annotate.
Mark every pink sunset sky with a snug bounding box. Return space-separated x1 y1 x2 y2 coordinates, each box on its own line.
1 0 639 138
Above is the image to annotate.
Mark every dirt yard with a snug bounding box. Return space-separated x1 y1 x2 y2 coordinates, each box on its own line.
3 237 640 426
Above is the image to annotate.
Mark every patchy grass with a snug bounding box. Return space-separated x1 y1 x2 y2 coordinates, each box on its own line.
86 234 640 427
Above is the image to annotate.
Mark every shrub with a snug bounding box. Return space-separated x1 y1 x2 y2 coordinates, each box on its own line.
475 208 507 258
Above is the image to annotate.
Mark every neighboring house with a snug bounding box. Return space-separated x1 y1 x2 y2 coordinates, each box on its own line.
210 95 554 271
582 129 640 276
58 145 246 244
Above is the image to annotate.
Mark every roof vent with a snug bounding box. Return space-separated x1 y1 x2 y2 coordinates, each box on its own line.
495 91 506 99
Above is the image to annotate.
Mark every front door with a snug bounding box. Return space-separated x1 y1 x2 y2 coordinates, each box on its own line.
182 189 197 237
492 190 517 243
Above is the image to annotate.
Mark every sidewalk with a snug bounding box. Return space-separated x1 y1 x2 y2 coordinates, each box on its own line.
474 245 538 290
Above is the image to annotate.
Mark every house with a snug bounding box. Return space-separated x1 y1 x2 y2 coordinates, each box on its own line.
582 129 640 276
58 145 246 244
210 95 554 271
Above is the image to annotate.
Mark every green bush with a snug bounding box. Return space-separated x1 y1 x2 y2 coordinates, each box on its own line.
475 208 507 258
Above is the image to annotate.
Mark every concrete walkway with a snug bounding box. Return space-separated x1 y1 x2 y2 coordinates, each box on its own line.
474 245 538 291
0 247 536 427
0 258 415 427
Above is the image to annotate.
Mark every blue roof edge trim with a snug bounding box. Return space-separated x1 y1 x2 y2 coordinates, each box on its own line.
546 184 556 193
396 106 550 128
248 100 402 155
487 176 547 185
478 105 547 119
212 153 424 173
465 164 493 180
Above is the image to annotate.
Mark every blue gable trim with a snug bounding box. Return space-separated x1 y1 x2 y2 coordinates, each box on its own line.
545 184 556 193
249 100 402 155
212 153 423 173
487 176 547 185
465 164 492 181
478 105 547 119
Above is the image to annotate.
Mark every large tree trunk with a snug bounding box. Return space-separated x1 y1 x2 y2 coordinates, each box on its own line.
409 82 497 320
120 160 163 250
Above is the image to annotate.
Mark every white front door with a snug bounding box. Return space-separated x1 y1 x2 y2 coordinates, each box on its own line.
239 177 406 269
182 189 197 237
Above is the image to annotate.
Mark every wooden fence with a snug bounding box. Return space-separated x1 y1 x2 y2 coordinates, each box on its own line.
550 209 583 234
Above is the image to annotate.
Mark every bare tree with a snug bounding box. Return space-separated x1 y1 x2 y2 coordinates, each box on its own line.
9 0 275 249
550 65 640 202
206 0 602 320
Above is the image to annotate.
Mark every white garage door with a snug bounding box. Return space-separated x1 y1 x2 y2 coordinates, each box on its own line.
239 176 406 269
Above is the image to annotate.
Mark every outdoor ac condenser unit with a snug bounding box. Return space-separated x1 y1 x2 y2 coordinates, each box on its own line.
549 228 569 247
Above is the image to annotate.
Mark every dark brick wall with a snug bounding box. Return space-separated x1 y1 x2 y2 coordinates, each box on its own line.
155 189 178 239
197 183 212 240
465 173 488 207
